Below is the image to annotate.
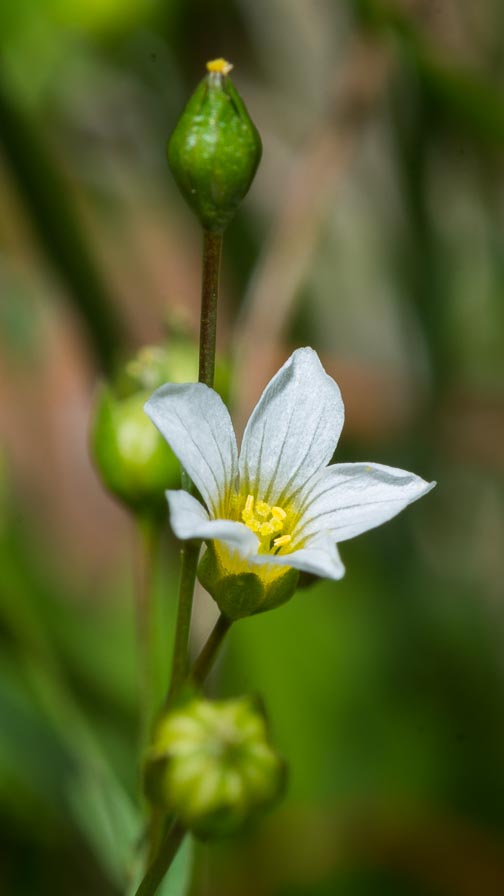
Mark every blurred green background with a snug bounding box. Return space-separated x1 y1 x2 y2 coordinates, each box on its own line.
1 1 504 894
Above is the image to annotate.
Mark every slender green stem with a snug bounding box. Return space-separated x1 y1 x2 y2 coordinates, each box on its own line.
199 230 222 387
191 613 233 687
165 230 222 704
136 518 161 751
135 616 232 895
134 821 186 896
144 229 223 893
166 541 200 701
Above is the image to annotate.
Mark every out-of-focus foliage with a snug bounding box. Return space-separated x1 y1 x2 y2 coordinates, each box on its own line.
1 0 504 894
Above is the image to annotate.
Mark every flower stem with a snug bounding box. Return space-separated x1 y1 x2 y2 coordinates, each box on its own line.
191 613 232 687
166 541 200 701
136 616 231 895
146 230 223 891
134 820 186 896
166 230 222 703
135 518 161 751
198 230 222 388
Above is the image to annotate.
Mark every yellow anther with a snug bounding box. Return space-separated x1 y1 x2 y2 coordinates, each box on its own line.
255 500 271 518
273 534 292 548
242 495 254 522
240 493 291 553
206 58 234 75
259 521 275 537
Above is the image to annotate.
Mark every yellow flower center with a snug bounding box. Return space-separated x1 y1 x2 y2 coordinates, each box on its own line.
241 494 292 554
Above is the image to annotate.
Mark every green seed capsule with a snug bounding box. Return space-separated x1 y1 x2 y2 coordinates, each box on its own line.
145 696 285 838
167 59 262 233
91 387 180 518
91 338 231 518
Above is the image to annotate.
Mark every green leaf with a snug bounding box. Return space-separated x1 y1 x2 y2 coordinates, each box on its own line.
127 834 194 896
158 836 193 896
68 763 140 888
0 77 123 372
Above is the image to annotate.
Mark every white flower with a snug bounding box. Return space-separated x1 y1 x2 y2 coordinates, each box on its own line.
145 348 435 616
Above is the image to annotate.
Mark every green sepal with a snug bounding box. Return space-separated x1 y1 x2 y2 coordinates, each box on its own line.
198 543 299 620
167 70 262 233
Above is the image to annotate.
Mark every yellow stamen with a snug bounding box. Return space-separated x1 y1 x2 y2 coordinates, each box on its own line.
273 534 292 548
241 493 292 554
259 521 275 537
255 500 271 518
243 494 254 518
206 58 234 76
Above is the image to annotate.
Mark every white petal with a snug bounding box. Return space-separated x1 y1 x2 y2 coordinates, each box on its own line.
239 348 344 505
145 383 238 515
296 462 436 543
252 533 345 580
167 490 259 553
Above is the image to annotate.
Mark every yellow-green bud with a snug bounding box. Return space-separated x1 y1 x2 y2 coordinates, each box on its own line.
167 59 262 233
91 387 179 518
198 543 299 620
145 696 285 838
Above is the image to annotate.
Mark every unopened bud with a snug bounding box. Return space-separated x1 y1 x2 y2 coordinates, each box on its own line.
167 59 262 233
145 696 285 838
91 339 231 516
91 386 179 518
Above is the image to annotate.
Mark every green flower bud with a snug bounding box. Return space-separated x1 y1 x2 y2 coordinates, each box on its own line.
167 59 262 233
91 338 232 517
121 338 230 405
91 386 179 517
145 696 285 838
197 543 299 620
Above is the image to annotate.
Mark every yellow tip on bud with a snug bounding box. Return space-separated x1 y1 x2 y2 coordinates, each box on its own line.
206 58 234 76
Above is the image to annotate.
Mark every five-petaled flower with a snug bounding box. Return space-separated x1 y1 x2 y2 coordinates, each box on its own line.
145 348 435 619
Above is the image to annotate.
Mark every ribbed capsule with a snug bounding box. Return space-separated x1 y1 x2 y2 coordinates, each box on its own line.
167 59 262 233
145 696 285 838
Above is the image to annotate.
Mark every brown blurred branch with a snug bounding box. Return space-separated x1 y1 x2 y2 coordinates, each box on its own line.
232 37 393 429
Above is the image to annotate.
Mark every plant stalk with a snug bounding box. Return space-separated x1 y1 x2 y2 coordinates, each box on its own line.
191 613 232 687
166 541 200 701
165 231 222 701
136 518 161 750
134 821 186 896
142 230 223 891
198 230 222 388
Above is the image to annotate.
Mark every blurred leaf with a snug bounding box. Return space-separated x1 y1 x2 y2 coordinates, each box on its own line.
159 836 193 896
0 510 141 885
126 835 194 896
0 75 124 373
0 654 69 828
21 652 142 882
416 50 504 148
68 763 140 889
354 0 504 147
